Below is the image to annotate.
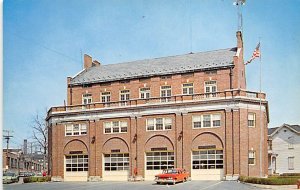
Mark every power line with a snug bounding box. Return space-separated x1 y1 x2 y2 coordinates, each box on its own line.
6 26 81 65
3 130 14 170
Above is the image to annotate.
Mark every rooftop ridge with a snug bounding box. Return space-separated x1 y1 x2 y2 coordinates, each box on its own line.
99 47 237 67
70 47 237 85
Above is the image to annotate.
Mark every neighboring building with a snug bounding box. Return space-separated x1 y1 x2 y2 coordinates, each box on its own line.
268 124 300 174
2 148 43 173
46 31 269 182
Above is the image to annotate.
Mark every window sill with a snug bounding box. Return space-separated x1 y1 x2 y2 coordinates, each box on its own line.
65 134 87 137
104 132 127 134
192 126 221 129
146 129 172 132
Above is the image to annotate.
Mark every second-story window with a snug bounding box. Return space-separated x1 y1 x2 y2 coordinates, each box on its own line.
205 81 217 97
104 121 128 134
120 90 130 106
182 83 194 95
160 85 171 102
146 118 172 131
101 92 111 103
82 94 92 104
192 114 221 128
65 123 87 136
140 87 150 99
248 113 256 127
288 136 294 149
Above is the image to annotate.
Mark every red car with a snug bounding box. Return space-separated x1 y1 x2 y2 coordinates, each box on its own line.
155 168 189 185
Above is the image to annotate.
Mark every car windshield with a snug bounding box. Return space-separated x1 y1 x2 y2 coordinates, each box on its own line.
3 173 15 177
163 169 177 174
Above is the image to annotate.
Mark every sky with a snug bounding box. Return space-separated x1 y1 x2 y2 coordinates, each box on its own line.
3 0 300 148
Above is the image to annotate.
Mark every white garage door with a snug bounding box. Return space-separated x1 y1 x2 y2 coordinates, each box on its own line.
64 155 88 181
144 151 174 181
102 153 129 181
191 150 224 180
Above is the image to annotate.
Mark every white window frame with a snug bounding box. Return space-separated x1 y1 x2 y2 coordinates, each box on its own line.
288 136 294 149
248 150 256 165
182 83 194 95
204 81 217 98
192 149 223 169
103 121 128 134
65 124 87 136
101 92 111 103
146 118 172 131
65 155 88 172
192 114 221 129
120 90 130 106
82 94 92 104
160 85 172 102
140 87 151 99
104 153 129 171
248 113 256 127
146 151 174 170
192 116 202 128
288 157 294 170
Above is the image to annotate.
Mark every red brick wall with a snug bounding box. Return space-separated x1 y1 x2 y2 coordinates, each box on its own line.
49 107 268 179
67 69 231 105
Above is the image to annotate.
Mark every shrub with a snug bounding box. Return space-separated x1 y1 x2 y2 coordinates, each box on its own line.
239 176 299 185
23 176 51 183
280 173 300 177
23 177 30 183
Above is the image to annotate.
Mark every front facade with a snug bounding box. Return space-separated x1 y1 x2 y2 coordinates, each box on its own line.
268 124 300 174
47 31 269 182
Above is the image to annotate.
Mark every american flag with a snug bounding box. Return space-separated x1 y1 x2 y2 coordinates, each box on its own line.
245 42 260 65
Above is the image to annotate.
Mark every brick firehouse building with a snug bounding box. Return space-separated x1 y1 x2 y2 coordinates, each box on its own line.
47 31 269 181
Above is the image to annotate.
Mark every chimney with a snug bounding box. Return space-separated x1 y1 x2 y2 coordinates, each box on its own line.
236 31 243 48
84 54 101 69
84 54 93 69
92 60 101 67
23 139 27 154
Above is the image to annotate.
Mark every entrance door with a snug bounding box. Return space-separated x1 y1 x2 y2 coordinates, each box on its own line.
64 155 88 181
191 149 223 180
144 151 174 181
102 153 129 181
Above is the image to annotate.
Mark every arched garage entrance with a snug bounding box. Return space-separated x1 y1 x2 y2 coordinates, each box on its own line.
102 137 130 181
191 133 224 180
144 135 174 181
64 140 89 181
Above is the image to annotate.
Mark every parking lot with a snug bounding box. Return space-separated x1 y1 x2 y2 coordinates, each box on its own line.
3 181 261 190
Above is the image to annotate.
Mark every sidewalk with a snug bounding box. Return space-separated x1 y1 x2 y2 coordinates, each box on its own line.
245 183 297 190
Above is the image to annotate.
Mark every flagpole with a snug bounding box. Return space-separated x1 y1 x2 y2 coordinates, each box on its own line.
259 39 263 177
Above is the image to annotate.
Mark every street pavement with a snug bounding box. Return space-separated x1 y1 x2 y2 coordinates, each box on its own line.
3 180 262 190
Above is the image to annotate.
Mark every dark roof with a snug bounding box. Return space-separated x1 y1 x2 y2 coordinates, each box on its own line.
268 127 279 135
289 125 300 133
70 47 237 85
268 124 300 136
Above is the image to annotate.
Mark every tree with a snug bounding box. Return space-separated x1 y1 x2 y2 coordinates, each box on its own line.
32 113 48 155
31 113 48 172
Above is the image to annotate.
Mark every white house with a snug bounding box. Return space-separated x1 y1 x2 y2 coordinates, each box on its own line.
268 124 300 174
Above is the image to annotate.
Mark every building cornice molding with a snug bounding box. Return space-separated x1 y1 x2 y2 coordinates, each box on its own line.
48 101 267 125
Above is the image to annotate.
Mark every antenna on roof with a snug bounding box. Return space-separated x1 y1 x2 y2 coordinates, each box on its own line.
80 49 83 70
233 0 246 32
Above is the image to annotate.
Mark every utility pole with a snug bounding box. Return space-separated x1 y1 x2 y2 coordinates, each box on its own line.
30 142 33 172
3 130 14 171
